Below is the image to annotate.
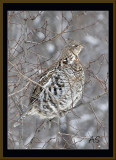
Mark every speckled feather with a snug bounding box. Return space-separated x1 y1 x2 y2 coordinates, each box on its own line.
27 40 85 120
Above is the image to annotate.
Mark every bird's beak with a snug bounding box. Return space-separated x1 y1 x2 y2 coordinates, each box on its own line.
80 45 84 50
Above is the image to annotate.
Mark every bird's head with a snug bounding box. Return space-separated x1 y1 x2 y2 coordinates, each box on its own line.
61 39 83 65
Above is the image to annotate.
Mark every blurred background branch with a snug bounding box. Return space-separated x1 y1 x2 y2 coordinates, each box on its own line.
8 11 108 149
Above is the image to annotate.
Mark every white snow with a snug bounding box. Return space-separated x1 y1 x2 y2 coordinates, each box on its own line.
37 32 45 40
47 43 55 52
85 35 99 45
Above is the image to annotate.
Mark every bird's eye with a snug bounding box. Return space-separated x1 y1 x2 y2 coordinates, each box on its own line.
72 44 78 47
63 58 68 64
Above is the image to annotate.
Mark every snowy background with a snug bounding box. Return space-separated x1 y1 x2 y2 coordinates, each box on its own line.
8 11 108 149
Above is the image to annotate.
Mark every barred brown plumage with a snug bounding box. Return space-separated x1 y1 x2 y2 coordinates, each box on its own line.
14 39 85 126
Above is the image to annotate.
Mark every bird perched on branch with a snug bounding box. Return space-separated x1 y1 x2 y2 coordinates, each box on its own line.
14 39 85 127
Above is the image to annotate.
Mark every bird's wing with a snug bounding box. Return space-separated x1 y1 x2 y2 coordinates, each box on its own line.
30 67 56 104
